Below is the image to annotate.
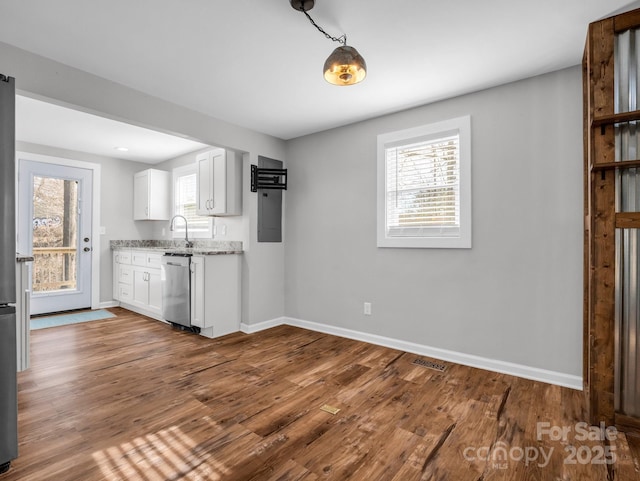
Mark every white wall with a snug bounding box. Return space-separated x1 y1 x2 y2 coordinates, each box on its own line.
284 66 583 378
2 41 286 325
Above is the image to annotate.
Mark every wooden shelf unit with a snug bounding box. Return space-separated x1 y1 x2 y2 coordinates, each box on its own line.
592 110 640 129
584 7 640 431
591 159 640 172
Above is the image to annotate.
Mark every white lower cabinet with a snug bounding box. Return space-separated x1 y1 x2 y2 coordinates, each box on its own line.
147 269 162 313
133 269 149 306
190 254 241 338
113 250 163 319
190 256 205 329
114 249 241 333
113 250 131 302
131 266 162 314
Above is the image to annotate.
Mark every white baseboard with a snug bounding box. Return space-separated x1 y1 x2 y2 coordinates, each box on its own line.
240 316 583 391
98 301 119 309
240 317 286 334
118 302 163 322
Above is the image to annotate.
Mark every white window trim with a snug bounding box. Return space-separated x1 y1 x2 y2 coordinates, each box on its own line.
377 115 472 249
172 164 213 239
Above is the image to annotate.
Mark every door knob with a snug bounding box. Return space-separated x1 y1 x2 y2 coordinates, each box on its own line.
83 247 91 252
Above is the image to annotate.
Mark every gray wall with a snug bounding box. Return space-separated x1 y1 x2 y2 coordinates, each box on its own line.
284 66 583 376
2 41 286 325
5 39 584 378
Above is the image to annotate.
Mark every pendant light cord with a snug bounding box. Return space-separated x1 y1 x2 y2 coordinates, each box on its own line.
302 9 347 46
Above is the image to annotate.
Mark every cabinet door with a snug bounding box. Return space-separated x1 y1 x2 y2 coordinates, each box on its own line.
211 150 227 215
147 269 162 314
196 154 212 216
147 170 170 220
132 268 149 306
190 256 205 328
202 255 241 336
133 172 149 220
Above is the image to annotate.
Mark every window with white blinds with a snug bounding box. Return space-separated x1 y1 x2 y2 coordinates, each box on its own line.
173 164 212 238
377 116 471 248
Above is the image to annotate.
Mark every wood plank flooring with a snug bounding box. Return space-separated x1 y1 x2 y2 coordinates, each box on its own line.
2 307 639 480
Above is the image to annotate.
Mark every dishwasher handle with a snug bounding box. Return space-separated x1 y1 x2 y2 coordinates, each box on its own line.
165 261 188 267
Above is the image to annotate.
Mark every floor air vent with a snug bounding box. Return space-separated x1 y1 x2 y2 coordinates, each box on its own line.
412 358 446 372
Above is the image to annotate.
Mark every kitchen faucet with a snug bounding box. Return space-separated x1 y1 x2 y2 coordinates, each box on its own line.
169 215 193 248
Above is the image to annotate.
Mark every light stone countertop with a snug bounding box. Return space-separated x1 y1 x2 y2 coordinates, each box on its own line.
110 240 243 255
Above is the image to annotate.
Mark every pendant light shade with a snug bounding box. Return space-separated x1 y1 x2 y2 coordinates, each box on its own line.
290 0 367 86
323 45 367 86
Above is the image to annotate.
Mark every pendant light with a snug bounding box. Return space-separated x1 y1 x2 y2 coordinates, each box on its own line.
290 0 367 86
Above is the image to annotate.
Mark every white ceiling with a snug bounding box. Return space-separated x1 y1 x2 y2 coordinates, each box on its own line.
2 0 640 146
16 96 209 163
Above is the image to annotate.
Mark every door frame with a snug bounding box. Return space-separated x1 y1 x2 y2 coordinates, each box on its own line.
16 151 101 311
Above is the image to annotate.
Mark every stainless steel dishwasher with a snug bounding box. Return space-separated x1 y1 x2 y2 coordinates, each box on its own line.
161 253 193 329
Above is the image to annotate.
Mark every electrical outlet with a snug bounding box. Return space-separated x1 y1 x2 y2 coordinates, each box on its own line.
364 302 372 316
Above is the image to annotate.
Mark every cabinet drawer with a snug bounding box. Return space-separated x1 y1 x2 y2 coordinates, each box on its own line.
115 251 132 264
119 284 133 302
118 265 133 285
131 252 147 267
146 253 162 269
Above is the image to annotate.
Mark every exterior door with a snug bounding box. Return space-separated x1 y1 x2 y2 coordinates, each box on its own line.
18 159 93 315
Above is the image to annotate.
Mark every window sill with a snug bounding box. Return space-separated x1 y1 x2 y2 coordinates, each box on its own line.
377 235 471 249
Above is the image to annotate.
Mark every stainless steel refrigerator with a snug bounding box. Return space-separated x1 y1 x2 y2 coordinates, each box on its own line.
0 74 18 474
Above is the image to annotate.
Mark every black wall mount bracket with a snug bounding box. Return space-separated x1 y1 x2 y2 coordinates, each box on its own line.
251 165 288 192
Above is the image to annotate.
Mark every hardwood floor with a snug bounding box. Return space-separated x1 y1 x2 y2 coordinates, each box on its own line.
3 307 639 480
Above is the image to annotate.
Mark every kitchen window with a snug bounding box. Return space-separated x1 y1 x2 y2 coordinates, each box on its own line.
377 116 471 248
173 164 212 238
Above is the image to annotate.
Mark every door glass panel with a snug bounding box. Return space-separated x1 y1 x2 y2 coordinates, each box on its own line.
32 176 78 293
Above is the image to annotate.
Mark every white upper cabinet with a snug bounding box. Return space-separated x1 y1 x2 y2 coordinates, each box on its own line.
196 152 212 215
133 169 170 220
196 149 242 216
